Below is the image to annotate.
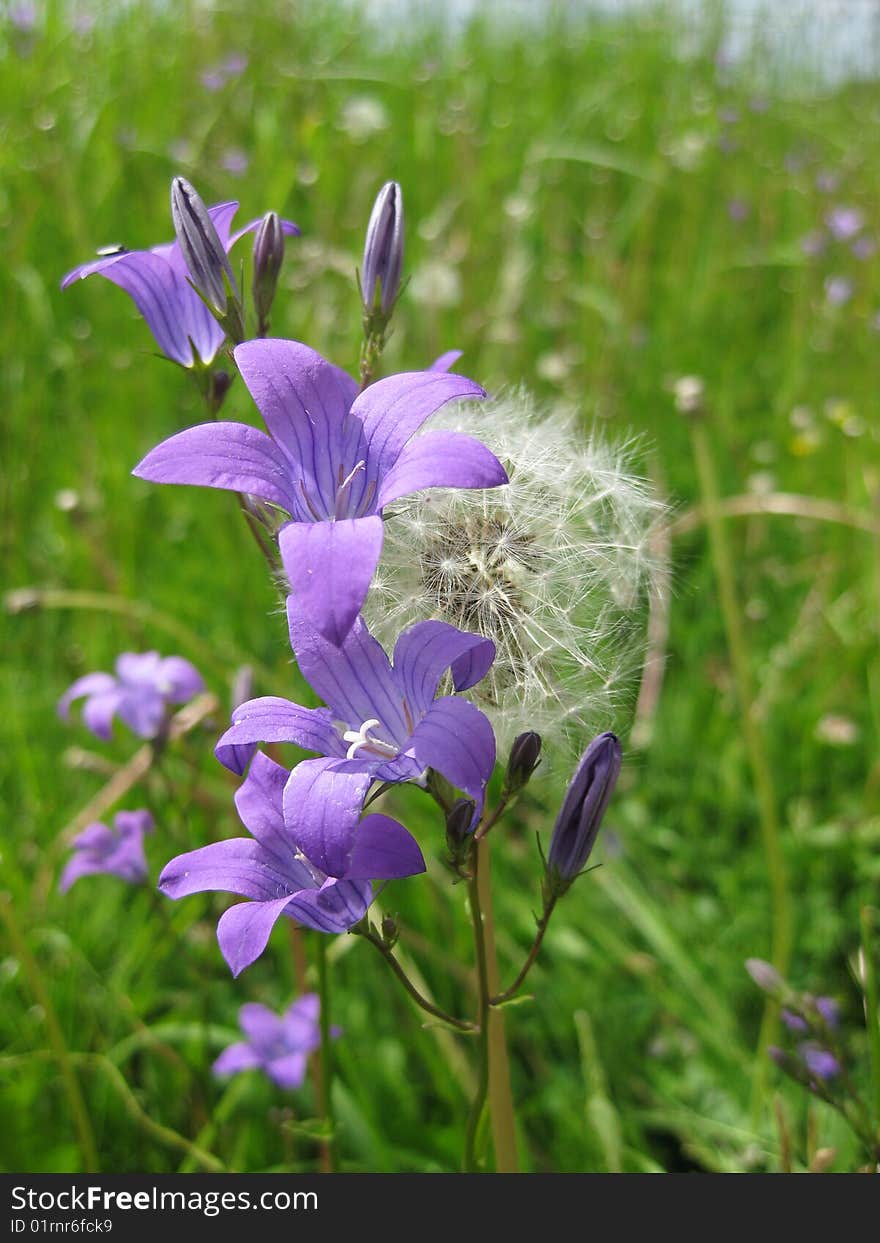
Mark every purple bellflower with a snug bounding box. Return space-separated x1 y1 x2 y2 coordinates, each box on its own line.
133 338 507 644
59 651 204 741
61 203 299 367
60 810 153 893
158 750 425 975
214 599 497 817
800 1042 840 1082
213 995 334 1089
547 731 622 894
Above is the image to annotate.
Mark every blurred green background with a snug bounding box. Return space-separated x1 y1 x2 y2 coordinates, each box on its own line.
2 0 879 1173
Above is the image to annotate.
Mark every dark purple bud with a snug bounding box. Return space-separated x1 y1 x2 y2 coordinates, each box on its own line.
171 176 239 314
781 1008 808 1033
505 731 542 794
361 180 404 315
208 368 233 414
815 997 840 1028
381 915 399 949
446 797 476 862
547 732 621 894
800 1042 840 1082
252 211 285 327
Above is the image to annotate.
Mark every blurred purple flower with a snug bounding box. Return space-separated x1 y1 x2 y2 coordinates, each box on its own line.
221 148 249 177
852 235 876 261
10 3 37 32
719 107 739 125
134 338 505 644
826 206 864 241
800 1042 840 1081
61 202 299 367
800 230 827 257
815 996 840 1028
213 995 332 1089
200 70 226 91
215 600 497 817
815 170 840 194
60 810 153 893
158 751 425 975
727 198 750 222
824 275 853 306
222 53 248 75
781 1008 808 1033
59 651 204 741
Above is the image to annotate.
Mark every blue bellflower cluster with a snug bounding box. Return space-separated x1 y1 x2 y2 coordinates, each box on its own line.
61 176 623 1014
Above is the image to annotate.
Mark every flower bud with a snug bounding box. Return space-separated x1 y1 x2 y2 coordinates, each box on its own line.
505 731 542 794
252 210 285 328
381 915 399 949
800 1042 840 1082
361 180 404 316
546 731 621 895
745 957 785 997
171 176 239 315
446 797 476 865
208 368 233 414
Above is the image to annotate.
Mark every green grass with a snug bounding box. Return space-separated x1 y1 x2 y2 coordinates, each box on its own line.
2 0 880 1172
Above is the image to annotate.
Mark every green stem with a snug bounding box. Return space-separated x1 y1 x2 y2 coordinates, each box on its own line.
315 936 336 1173
476 837 519 1172
689 419 792 1113
356 926 476 1032
0 893 98 1172
463 849 491 1172
491 895 558 1005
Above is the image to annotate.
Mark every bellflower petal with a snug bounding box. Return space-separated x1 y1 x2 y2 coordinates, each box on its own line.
352 370 487 477
217 894 295 977
232 751 293 858
265 1053 309 1090
282 760 372 878
286 599 409 740
215 697 345 773
133 422 300 513
81 690 124 741
232 339 360 515
409 696 496 809
377 430 508 509
238 1002 284 1046
345 813 426 880
58 672 117 721
278 515 384 647
429 349 463 372
212 1042 262 1076
391 620 496 715
282 878 373 934
158 838 312 902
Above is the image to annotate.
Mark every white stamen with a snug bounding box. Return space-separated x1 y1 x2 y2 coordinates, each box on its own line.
342 718 399 760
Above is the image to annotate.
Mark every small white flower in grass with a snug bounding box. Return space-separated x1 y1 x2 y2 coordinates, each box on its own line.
367 389 666 753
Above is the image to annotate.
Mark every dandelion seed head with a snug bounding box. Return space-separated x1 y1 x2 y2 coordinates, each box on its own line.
368 389 666 754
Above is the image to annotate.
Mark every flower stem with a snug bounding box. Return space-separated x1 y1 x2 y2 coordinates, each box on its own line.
463 848 491 1172
688 418 792 1114
476 837 520 1172
491 895 558 1005
315 936 336 1173
355 925 475 1032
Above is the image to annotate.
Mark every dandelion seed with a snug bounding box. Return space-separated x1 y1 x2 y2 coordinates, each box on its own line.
366 390 665 752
